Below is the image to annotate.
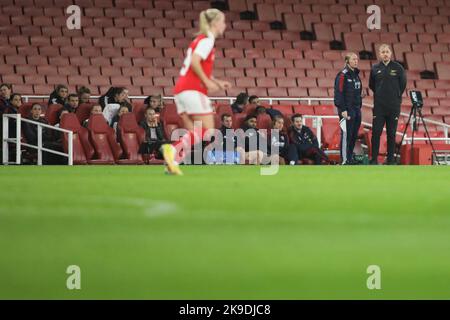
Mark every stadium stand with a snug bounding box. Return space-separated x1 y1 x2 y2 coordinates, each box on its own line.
0 0 449 164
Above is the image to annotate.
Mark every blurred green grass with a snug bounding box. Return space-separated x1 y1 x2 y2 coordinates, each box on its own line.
0 165 449 299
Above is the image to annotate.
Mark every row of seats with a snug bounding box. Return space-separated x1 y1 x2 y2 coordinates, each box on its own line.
59 112 164 165
19 101 449 165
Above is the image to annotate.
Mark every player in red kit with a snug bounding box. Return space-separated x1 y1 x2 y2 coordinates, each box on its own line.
161 9 231 175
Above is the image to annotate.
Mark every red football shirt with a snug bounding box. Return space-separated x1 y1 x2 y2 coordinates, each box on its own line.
174 32 216 95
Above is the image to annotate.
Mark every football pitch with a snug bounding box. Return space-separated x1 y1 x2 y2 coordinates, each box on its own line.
0 165 450 299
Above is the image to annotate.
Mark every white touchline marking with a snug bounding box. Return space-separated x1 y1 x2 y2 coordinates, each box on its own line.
121 198 179 218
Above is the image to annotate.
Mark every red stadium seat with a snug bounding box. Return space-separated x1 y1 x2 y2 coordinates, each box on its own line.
232 113 247 130
60 113 95 165
271 105 294 115
314 105 337 115
117 113 145 164
321 118 340 150
75 103 94 124
86 114 121 164
293 105 315 115
19 102 34 118
257 114 272 130
160 103 181 140
45 104 63 126
242 104 258 116
132 101 146 123
215 104 233 118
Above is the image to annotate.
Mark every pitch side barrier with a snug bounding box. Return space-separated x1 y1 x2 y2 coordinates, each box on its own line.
2 114 73 165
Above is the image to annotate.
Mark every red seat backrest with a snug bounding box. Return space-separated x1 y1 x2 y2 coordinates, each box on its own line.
118 113 144 162
232 113 247 130
75 103 94 124
87 114 122 162
60 113 95 163
160 103 179 124
45 104 63 125
160 103 181 140
214 113 221 129
314 105 337 115
132 102 146 123
271 105 294 115
243 104 257 115
257 114 272 130
19 102 34 118
321 118 340 149
293 105 315 115
216 104 233 117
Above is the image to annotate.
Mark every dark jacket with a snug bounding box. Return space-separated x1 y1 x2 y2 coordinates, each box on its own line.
268 129 289 156
231 102 244 114
265 108 283 120
369 60 407 113
242 124 265 152
139 120 165 142
48 93 65 106
2 104 19 138
334 65 362 114
62 103 77 113
0 97 11 113
23 116 51 145
218 125 238 152
288 125 318 148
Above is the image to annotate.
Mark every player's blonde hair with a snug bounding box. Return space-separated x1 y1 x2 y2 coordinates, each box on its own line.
198 9 223 35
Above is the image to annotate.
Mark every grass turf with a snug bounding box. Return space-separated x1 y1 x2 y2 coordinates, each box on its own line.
0 165 449 299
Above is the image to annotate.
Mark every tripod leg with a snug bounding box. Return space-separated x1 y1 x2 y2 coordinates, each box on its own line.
397 107 414 164
418 109 441 165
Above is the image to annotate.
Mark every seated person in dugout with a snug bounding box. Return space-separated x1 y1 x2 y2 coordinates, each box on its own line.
254 105 283 121
48 84 68 106
62 94 79 113
139 107 167 161
111 104 129 141
231 92 249 114
23 103 64 164
144 94 164 113
267 116 289 165
287 114 329 165
77 86 91 105
209 113 244 164
240 114 266 165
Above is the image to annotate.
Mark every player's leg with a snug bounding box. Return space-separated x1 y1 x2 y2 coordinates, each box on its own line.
161 92 215 174
161 94 189 175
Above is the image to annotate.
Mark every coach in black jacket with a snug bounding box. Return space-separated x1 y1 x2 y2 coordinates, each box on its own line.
334 52 363 164
369 44 407 165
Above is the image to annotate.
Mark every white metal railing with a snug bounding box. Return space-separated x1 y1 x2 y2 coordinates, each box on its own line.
2 114 73 165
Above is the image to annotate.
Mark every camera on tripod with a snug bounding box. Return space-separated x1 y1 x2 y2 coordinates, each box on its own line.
410 90 423 109
398 89 440 164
